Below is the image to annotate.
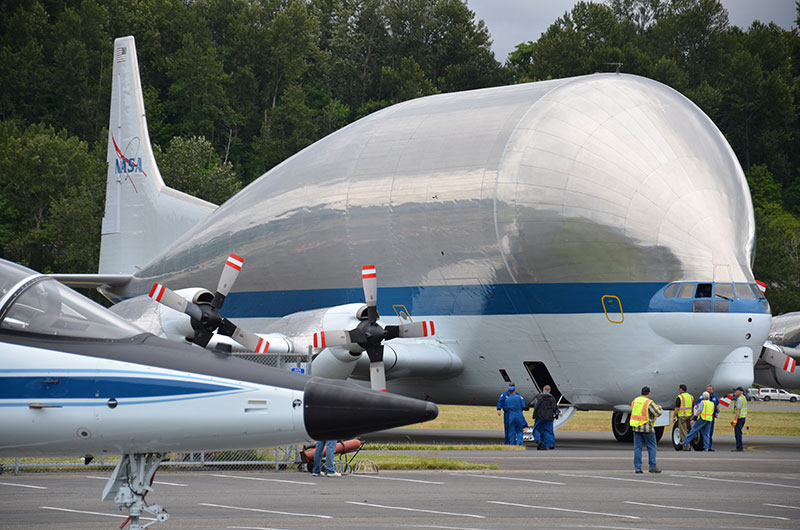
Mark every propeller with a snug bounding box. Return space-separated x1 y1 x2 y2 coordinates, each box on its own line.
312 265 435 391
148 254 269 353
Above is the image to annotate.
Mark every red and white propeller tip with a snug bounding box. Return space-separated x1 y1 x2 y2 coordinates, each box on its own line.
361 265 377 306
148 283 188 313
313 330 351 349
233 328 269 354
217 253 244 297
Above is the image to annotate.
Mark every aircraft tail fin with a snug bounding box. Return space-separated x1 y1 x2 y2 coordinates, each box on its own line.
99 36 215 276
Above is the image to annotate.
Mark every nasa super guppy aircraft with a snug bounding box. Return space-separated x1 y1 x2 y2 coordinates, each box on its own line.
60 36 776 443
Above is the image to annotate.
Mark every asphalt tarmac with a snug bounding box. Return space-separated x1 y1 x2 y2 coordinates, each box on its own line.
1 430 798 530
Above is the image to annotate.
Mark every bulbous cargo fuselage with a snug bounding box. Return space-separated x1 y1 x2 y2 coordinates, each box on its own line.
128 74 771 408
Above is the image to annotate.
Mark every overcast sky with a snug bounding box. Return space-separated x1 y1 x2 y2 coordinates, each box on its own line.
467 0 798 62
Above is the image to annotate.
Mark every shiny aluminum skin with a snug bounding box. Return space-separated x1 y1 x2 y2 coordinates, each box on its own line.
133 73 756 293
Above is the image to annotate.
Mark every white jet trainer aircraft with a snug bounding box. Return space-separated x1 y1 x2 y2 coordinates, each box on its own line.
0 258 438 529
59 35 774 444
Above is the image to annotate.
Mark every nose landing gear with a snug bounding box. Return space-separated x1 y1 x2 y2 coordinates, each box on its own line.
102 453 169 530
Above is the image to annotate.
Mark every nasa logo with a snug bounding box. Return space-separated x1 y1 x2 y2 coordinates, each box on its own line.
115 157 143 174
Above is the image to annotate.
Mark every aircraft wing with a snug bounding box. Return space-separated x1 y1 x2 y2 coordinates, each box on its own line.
48 273 132 289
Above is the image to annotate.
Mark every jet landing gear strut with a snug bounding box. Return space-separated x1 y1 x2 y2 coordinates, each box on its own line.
102 453 169 530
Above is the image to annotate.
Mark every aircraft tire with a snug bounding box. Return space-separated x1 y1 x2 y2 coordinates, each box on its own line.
655 425 664 442
611 411 633 442
671 422 682 450
691 432 704 451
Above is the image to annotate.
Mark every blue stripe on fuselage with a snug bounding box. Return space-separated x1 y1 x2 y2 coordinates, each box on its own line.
221 282 767 318
0 376 239 400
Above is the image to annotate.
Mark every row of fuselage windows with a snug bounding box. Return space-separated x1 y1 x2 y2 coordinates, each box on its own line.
662 282 767 313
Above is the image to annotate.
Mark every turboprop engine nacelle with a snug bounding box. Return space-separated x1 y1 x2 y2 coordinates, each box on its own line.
350 341 463 380
110 288 292 352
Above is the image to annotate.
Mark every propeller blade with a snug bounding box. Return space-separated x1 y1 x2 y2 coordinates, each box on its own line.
395 321 435 338
232 327 270 353
193 327 214 348
217 254 243 297
313 330 352 349
361 265 378 323
364 343 386 391
211 253 243 309
149 283 202 320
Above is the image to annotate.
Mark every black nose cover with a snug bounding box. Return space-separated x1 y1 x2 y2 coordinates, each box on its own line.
303 377 438 440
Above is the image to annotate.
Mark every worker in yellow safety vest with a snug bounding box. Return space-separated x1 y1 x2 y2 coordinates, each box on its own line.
681 391 714 451
731 386 748 452
672 384 694 451
630 386 663 473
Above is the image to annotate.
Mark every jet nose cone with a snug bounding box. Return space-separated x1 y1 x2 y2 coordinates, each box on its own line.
423 400 439 422
303 377 438 440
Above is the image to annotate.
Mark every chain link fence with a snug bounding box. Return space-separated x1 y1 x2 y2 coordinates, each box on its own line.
1 351 319 476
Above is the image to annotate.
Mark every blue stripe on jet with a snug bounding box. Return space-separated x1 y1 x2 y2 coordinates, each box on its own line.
222 282 767 318
0 376 239 400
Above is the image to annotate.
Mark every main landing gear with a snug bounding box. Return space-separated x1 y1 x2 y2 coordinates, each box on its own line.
102 453 169 530
611 411 664 442
671 422 705 451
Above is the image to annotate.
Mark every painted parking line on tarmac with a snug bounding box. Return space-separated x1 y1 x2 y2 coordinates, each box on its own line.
461 473 564 485
398 524 494 530
211 473 315 486
350 474 445 484
85 475 187 486
488 501 639 520
199 503 332 519
228 526 289 530
623 501 790 520
0 481 47 489
41 506 152 520
558 473 681 486
559 525 658 530
765 503 800 511
347 501 485 518
670 474 800 490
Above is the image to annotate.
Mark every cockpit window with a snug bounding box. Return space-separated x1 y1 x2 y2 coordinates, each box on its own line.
695 283 712 298
663 283 679 298
0 277 142 339
750 283 766 300
714 283 734 300
677 283 695 298
735 283 755 300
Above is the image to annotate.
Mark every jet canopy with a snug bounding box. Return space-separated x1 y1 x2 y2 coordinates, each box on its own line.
0 259 142 340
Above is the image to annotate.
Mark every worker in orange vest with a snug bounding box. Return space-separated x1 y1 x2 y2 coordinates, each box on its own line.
672 384 694 450
630 386 663 474
681 391 715 451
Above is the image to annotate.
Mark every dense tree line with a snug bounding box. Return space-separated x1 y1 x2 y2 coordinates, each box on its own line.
0 0 797 313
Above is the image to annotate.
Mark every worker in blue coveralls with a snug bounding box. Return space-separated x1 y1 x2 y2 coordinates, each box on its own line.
503 385 528 445
530 385 559 450
496 382 515 445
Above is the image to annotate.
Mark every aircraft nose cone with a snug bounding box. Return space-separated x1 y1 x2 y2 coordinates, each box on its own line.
302 377 438 440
